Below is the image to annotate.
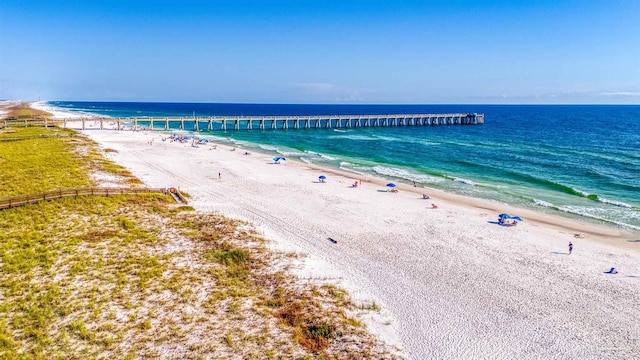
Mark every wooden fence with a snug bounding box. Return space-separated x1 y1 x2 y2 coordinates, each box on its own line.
0 187 187 210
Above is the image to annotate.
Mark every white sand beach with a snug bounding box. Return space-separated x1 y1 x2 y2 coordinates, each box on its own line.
82 129 640 359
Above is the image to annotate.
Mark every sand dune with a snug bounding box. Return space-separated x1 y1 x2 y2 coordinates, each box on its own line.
83 129 640 359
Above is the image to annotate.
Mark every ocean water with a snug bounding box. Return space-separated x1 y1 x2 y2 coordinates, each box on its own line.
48 102 640 231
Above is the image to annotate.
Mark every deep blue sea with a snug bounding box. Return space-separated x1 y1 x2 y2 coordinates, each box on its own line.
48 101 640 231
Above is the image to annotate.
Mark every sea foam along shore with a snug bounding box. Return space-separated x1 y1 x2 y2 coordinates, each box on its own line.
79 128 640 360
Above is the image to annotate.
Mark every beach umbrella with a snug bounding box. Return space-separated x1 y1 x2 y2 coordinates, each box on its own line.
511 216 523 221
273 156 286 161
498 213 511 219
386 183 396 188
319 175 326 180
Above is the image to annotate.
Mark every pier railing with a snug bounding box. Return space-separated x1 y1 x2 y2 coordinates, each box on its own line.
2 113 484 131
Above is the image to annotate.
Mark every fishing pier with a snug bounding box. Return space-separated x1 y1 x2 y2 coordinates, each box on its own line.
6 113 484 131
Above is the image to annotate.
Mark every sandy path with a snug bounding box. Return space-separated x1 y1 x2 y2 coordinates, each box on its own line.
85 130 640 359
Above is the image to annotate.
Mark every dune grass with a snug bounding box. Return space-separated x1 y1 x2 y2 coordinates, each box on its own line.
0 126 58 139
0 123 402 359
1 197 399 359
0 126 92 197
0 126 141 198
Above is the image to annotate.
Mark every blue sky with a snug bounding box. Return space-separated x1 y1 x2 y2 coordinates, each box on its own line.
1 0 638 103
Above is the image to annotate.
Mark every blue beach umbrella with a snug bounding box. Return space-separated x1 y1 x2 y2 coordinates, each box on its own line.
319 175 327 180
273 156 286 162
498 213 511 219
511 216 523 221
386 183 396 188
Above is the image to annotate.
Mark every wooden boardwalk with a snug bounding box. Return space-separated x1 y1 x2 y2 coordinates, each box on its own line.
0 187 187 210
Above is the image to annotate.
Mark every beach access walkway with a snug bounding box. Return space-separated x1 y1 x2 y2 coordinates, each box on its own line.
0 187 187 210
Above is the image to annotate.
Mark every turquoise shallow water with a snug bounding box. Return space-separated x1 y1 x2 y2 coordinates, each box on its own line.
49 102 640 230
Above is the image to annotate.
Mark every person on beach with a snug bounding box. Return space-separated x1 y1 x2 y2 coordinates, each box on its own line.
568 242 573 255
218 172 221 179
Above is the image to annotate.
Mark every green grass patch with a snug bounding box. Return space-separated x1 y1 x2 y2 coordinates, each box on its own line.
0 195 173 357
169 205 195 215
0 127 92 197
207 246 249 266
0 126 146 199
0 126 63 138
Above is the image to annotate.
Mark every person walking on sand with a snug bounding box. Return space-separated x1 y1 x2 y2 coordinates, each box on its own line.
568 241 573 255
218 172 221 179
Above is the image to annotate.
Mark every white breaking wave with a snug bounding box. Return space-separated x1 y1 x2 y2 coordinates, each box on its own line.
328 134 378 141
452 177 478 186
276 149 306 157
319 153 338 161
375 135 401 142
419 141 442 146
258 144 278 151
533 199 554 208
339 162 369 176
595 196 633 208
303 150 338 161
573 188 591 197
557 206 640 231
372 165 444 184
227 138 249 146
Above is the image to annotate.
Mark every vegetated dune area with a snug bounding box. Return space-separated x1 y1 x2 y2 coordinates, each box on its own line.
2 105 639 359
0 122 404 359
